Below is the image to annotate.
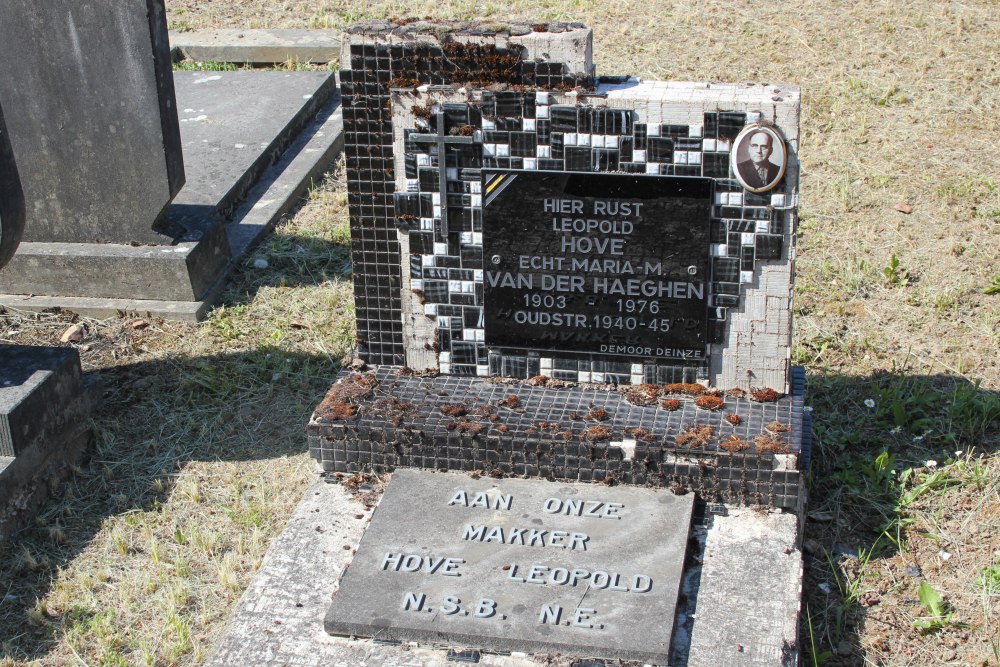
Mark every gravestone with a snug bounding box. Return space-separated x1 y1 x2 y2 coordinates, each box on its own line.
302 20 807 665
0 0 183 246
0 1 343 320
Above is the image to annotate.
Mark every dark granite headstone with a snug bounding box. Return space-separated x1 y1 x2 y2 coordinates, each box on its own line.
0 0 182 245
325 470 693 663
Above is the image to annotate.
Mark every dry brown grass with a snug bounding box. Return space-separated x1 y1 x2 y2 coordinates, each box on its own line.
0 1 996 665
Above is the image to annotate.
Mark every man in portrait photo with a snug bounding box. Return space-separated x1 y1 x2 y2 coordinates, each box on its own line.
736 130 781 190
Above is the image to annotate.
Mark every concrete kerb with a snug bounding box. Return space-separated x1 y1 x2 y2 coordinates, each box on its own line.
169 29 342 65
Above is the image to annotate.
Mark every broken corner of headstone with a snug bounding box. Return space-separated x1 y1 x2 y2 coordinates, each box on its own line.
0 0 343 320
306 19 808 665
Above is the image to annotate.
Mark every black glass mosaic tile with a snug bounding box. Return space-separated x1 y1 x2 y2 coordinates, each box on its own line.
755 234 784 260
703 153 729 178
550 106 577 132
648 137 674 163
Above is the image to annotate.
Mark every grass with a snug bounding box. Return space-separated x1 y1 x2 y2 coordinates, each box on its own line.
2 1 1000 665
0 167 354 665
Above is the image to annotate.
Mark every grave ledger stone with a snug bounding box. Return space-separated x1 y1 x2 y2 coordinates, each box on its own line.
325 470 694 664
0 1 343 318
305 20 808 665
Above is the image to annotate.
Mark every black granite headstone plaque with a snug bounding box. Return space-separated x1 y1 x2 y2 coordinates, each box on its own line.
483 171 712 360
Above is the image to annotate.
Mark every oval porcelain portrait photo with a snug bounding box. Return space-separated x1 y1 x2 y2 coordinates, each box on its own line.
730 124 787 193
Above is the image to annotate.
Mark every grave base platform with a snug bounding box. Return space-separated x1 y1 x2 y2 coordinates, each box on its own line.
0 345 100 541
308 367 809 512
205 475 802 667
0 71 343 321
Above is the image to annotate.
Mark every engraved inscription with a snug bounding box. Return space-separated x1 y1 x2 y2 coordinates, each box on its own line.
373 485 658 636
483 171 712 359
327 471 694 660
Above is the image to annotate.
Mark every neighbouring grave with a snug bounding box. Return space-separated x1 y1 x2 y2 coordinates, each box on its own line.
0 1 343 320
0 105 99 542
298 19 806 665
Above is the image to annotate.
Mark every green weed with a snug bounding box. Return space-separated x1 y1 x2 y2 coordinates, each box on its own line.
882 253 910 287
806 605 834 665
978 561 1000 596
173 59 238 72
937 176 997 205
843 77 909 106
912 581 951 632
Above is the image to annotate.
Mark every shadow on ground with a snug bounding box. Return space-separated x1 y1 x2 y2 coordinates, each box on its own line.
0 346 340 662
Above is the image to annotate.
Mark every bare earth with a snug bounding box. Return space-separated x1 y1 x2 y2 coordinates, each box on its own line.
0 1 997 666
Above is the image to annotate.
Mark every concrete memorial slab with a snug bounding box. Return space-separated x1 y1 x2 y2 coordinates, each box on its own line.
206 478 802 667
325 470 693 663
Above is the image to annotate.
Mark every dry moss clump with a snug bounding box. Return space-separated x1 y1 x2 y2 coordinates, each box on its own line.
754 432 790 454
580 425 612 441
675 425 715 448
694 395 724 411
313 373 377 422
749 387 782 402
497 394 520 408
623 427 655 442
622 383 661 406
585 407 609 421
661 399 681 411
719 435 751 452
663 382 705 396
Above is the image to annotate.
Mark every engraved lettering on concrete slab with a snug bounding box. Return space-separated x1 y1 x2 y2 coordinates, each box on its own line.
325 469 694 663
483 171 712 360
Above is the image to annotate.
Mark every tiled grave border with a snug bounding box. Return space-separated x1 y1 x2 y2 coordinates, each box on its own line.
341 24 592 366
308 367 809 510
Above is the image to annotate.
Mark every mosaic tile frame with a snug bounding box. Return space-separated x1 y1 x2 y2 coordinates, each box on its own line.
340 22 593 367
340 22 800 391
